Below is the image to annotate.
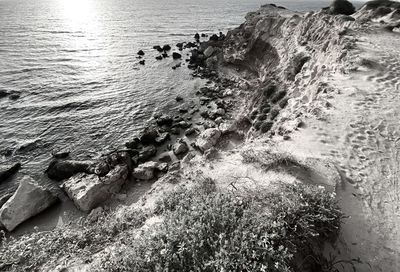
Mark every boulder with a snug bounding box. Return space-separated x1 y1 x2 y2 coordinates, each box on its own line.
153 45 163 52
173 139 189 155
194 33 200 40
159 153 172 163
163 44 171 51
63 165 128 212
155 132 170 145
155 55 163 60
138 145 157 162
172 52 182 59
139 126 159 145
156 114 173 126
195 128 222 151
0 163 21 183
45 160 93 181
139 60 145 65
137 50 145 56
132 161 158 180
0 176 57 231
219 121 238 134
329 0 355 15
0 89 8 99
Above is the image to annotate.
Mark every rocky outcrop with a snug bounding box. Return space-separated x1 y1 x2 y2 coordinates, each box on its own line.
329 0 356 15
0 163 21 183
46 160 94 181
0 176 57 231
132 161 158 180
62 164 128 212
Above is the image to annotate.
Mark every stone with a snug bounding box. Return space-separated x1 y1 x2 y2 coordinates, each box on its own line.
0 176 57 231
176 95 183 102
138 145 157 162
139 60 145 65
0 163 21 183
204 46 216 58
155 132 170 145
163 44 171 51
178 121 191 128
194 33 200 40
195 128 221 151
219 121 238 134
46 160 93 181
172 52 182 59
0 90 8 98
169 161 181 172
140 126 159 145
155 55 163 60
63 165 128 212
153 45 163 52
156 114 173 126
184 127 197 136
173 139 189 155
159 153 172 163
52 150 70 159
125 137 141 149
0 193 12 208
156 162 168 172
9 94 20 100
137 50 145 56
133 161 158 180
329 0 355 15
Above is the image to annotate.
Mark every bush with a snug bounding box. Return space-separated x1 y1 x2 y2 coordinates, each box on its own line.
329 0 356 15
97 183 342 272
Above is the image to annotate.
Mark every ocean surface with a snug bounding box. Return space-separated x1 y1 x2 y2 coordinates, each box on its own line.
0 0 365 195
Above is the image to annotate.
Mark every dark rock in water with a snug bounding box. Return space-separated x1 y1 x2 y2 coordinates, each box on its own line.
139 60 145 65
163 44 171 51
0 163 21 183
176 95 184 102
153 45 163 52
46 160 93 181
172 52 182 59
329 0 355 15
138 145 157 162
185 42 197 49
0 90 8 99
9 93 20 100
155 55 163 60
194 33 200 40
178 121 192 129
137 50 145 56
156 114 173 126
172 63 181 70
140 126 159 145
209 34 219 42
155 132 170 145
52 150 70 159
201 33 207 37
176 42 184 49
0 176 58 231
162 52 169 58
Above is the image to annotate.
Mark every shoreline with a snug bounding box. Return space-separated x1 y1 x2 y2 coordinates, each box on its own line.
1 1 400 271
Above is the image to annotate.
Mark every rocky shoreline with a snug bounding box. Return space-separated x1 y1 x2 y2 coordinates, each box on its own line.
1 1 400 271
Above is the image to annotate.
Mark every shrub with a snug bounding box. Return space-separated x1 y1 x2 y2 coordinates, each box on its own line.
329 0 356 15
106 183 342 272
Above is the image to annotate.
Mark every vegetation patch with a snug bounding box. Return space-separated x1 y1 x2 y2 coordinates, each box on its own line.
95 181 342 272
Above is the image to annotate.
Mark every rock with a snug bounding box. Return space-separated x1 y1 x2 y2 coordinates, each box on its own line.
178 121 191 128
219 121 238 134
139 60 145 65
163 44 171 51
176 42 184 49
0 163 21 183
173 139 189 156
153 45 163 52
195 128 221 151
209 34 219 41
184 127 197 136
194 33 200 40
46 160 93 181
0 90 9 99
87 207 104 222
169 161 181 172
185 42 197 49
182 151 196 165
0 176 57 231
172 52 182 59
156 162 168 172
162 52 168 58
140 126 159 145
155 55 163 60
329 0 355 15
156 114 173 126
9 94 20 100
155 132 170 145
170 127 180 135
159 153 172 163
204 46 216 58
63 166 127 212
176 95 184 102
125 137 141 149
0 193 12 208
138 145 157 162
137 50 145 56
133 161 158 180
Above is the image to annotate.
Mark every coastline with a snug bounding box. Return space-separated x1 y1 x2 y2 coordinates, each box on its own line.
1 1 400 271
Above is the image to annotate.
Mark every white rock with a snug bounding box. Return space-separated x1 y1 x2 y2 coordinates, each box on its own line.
219 121 238 134
63 165 128 212
0 176 57 231
173 139 189 155
133 161 158 180
195 128 222 151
